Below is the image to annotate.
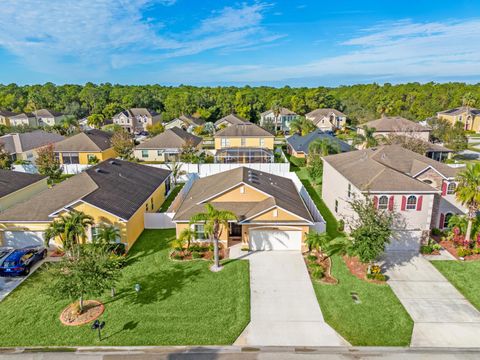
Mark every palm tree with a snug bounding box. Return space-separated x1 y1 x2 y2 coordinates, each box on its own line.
167 161 184 185
45 211 94 252
462 92 477 130
305 231 349 260
94 224 120 245
271 100 282 132
354 126 378 149
308 138 340 156
455 163 480 243
61 115 80 134
178 228 196 250
289 117 315 136
376 99 393 118
189 204 237 271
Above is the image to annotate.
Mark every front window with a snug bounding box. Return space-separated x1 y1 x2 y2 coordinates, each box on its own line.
241 138 246 147
444 213 453 229
194 224 206 240
447 182 456 195
62 152 79 164
142 150 148 158
378 196 389 210
221 138 229 148
259 138 265 147
406 195 417 210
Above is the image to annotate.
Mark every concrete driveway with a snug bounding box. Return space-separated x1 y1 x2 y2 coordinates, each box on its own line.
232 249 347 347
0 259 45 302
381 252 480 348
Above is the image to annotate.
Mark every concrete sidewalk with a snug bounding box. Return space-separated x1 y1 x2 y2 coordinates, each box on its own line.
232 248 347 347
381 252 480 348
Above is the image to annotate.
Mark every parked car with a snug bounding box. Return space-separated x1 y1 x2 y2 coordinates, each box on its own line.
0 246 47 276
0 247 14 264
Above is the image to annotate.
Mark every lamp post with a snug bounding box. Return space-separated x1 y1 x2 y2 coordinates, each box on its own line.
91 320 105 341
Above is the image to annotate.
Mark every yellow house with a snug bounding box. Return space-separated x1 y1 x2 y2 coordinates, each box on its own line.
437 106 480 132
0 170 48 212
54 129 117 165
0 159 171 250
172 167 313 251
214 122 275 163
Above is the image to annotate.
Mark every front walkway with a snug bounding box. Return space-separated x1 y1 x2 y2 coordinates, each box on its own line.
381 252 480 348
231 247 347 347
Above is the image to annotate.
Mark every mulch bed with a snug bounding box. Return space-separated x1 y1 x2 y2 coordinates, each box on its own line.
170 248 229 261
343 256 385 284
49 250 65 258
439 239 480 261
60 300 104 326
303 252 338 285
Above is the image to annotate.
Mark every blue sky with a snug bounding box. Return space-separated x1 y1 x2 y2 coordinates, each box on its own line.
1 0 480 86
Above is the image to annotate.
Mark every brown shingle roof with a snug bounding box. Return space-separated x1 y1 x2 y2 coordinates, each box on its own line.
136 128 202 149
214 114 249 127
33 109 63 117
0 170 46 199
173 167 312 222
261 107 297 116
323 145 457 193
54 130 113 152
214 122 273 137
306 108 346 119
178 115 205 126
0 110 17 117
362 116 431 133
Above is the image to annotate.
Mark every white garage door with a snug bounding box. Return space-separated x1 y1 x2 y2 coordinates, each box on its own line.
3 231 45 248
385 230 422 252
249 229 302 251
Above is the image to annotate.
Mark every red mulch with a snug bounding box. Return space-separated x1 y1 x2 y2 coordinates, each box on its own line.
343 255 385 284
60 300 104 326
440 239 480 260
303 253 338 284
49 250 65 257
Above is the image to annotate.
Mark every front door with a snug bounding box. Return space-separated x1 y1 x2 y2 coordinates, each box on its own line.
229 223 242 237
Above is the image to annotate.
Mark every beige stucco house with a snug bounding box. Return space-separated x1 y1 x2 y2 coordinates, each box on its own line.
260 107 298 132
214 114 248 129
164 115 205 131
9 109 65 127
172 167 314 251
437 106 480 132
306 109 347 131
322 145 465 251
0 110 17 127
113 108 162 133
358 116 431 142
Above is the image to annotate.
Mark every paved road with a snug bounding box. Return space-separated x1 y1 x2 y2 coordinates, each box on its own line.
381 252 480 348
231 250 347 347
2 347 480 359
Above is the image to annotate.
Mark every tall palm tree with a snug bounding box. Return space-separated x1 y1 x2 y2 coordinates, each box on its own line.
189 204 237 271
308 138 340 156
455 163 480 243
354 126 378 149
167 161 184 185
45 211 94 251
271 100 282 132
290 117 315 136
462 92 477 130
376 99 393 118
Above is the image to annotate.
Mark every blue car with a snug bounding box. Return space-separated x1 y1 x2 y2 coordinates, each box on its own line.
0 246 47 276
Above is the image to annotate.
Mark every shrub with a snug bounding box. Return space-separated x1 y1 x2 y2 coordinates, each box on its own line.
308 263 324 279
290 156 306 168
457 247 472 257
431 228 443 236
369 265 382 274
172 253 184 260
191 251 202 259
337 219 345 232
432 243 443 251
420 245 434 254
374 273 386 281
189 244 201 252
307 254 317 262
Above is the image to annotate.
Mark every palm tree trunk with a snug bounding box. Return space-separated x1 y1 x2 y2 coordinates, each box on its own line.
79 295 84 314
465 217 473 243
213 237 220 270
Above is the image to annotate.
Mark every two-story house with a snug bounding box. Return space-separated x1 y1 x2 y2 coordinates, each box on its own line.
306 109 347 132
113 108 162 133
437 106 480 132
9 109 65 127
322 145 464 252
260 107 298 132
213 122 275 163
0 131 65 162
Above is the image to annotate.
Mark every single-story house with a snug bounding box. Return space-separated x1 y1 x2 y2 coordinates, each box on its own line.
134 128 203 162
172 167 314 251
322 145 465 252
0 159 172 249
165 115 205 131
306 109 347 131
0 130 65 162
287 129 351 158
0 170 48 212
214 114 248 129
358 116 431 142
54 129 116 165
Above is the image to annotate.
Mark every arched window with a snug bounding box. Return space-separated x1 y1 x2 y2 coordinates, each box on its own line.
378 196 389 210
447 182 456 195
406 195 417 210
444 213 453 229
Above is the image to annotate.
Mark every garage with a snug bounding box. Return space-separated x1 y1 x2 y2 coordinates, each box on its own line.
3 231 45 248
249 229 302 251
385 230 422 252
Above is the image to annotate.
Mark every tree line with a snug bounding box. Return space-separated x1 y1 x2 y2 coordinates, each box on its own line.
0 82 478 125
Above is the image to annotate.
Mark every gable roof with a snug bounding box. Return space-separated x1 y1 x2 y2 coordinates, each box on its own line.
214 122 273 137
323 145 457 193
0 110 17 117
0 159 171 222
214 114 249 127
362 116 431 133
136 128 202 149
0 170 46 199
286 130 351 154
437 106 480 116
0 131 65 154
306 108 346 120
33 109 63 117
178 114 205 126
173 167 313 223
54 130 113 152
116 108 159 118
9 113 35 120
261 107 297 116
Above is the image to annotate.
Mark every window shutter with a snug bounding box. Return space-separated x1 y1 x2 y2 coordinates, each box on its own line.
439 213 445 229
388 196 394 211
401 196 407 211
373 196 378 209
416 195 423 211
441 182 447 196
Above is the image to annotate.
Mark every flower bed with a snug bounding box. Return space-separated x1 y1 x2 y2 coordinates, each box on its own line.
439 238 480 260
60 300 104 326
304 252 337 284
343 256 386 284
170 244 229 261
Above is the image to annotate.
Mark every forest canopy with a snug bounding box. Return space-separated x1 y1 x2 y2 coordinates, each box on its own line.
0 82 478 125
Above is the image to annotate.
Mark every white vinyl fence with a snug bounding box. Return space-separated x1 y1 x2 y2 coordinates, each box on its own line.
12 163 91 175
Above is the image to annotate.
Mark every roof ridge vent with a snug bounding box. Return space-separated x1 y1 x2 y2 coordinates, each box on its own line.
94 168 102 173
109 160 118 165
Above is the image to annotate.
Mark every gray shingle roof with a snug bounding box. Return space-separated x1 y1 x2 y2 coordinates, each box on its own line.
286 130 351 154
306 108 346 119
214 122 273 137
0 131 65 154
33 109 63 117
0 170 46 199
437 106 480 116
214 114 249 127
362 116 431 132
173 167 312 223
54 130 113 152
136 128 202 149
0 110 17 117
178 115 205 126
261 107 297 116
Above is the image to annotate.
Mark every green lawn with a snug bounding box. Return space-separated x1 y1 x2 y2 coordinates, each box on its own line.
432 261 480 311
0 229 250 346
159 183 184 212
290 158 413 346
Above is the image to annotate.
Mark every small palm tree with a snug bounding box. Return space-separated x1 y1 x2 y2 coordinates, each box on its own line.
462 92 477 130
308 138 340 156
178 228 196 250
94 224 120 245
455 163 480 242
305 231 349 260
167 161 184 185
45 211 94 252
189 204 237 271
61 115 80 134
376 99 393 117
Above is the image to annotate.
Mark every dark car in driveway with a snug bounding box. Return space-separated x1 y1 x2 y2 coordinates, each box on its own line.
0 246 47 276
